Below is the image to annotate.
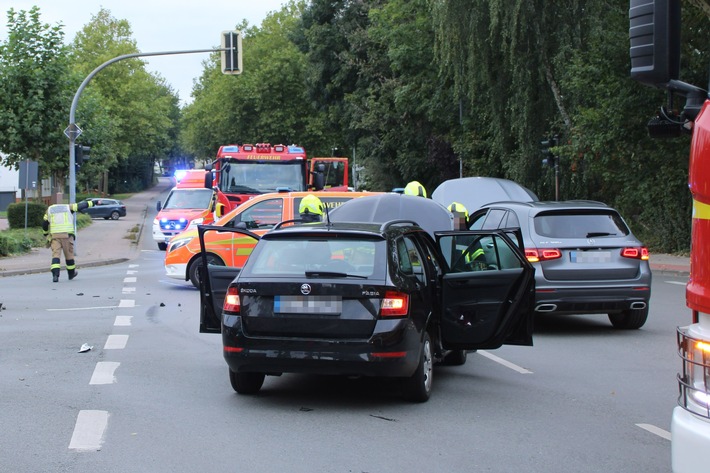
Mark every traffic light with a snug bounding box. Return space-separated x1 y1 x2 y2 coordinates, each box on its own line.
221 31 243 75
541 138 555 167
75 144 91 170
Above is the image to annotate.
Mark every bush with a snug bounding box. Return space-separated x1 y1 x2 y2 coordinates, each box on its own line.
6 202 47 229
0 227 46 256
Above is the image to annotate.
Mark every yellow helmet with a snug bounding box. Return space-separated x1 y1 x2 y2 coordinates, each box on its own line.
447 201 468 219
299 194 324 217
404 181 427 197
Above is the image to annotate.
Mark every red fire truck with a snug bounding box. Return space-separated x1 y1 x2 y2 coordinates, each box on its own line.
204 143 349 211
630 1 710 470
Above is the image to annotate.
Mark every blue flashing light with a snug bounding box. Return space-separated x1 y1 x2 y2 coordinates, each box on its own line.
222 146 240 152
288 146 305 154
174 169 187 182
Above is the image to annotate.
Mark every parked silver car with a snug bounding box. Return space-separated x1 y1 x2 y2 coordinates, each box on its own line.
469 200 652 329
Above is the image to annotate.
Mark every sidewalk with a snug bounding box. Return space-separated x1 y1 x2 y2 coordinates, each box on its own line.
0 180 693 278
0 178 173 278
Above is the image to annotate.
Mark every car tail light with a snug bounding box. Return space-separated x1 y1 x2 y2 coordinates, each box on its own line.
379 291 409 317
223 286 241 313
525 248 562 263
621 246 649 260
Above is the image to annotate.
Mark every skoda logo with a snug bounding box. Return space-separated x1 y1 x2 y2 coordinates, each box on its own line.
300 284 312 295
587 238 596 245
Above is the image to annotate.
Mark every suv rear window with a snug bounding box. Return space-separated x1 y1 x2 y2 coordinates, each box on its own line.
248 238 385 278
534 211 630 238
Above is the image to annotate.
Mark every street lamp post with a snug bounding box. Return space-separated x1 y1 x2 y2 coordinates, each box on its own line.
65 34 241 204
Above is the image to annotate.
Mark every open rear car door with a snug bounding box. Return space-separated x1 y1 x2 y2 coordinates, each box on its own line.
435 229 535 349
198 225 261 333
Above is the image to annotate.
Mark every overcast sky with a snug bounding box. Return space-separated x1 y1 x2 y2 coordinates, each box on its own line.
2 1 289 105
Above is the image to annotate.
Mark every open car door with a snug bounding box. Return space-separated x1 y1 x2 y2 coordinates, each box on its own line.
198 225 260 334
435 229 535 350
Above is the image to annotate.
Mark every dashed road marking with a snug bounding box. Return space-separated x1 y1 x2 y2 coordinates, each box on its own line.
123 277 137 283
665 280 686 286
69 410 109 451
122 287 136 294
114 316 132 326
636 423 671 440
89 362 120 385
104 334 129 350
478 350 533 374
118 299 135 308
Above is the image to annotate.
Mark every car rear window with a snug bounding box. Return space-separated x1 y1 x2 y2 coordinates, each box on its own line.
248 238 386 278
534 211 630 238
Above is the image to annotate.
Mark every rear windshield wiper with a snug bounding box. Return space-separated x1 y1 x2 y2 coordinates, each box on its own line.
586 232 616 237
305 271 367 279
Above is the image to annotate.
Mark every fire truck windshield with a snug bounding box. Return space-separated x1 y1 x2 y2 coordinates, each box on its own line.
220 161 306 194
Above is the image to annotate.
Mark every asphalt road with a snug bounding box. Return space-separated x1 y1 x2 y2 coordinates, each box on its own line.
0 213 685 473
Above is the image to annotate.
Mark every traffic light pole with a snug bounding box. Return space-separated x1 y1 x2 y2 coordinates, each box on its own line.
65 45 233 204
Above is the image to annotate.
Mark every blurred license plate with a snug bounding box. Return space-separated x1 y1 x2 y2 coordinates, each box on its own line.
274 296 342 315
570 251 611 263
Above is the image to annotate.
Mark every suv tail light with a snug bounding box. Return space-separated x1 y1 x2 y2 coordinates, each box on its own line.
379 291 409 317
223 286 241 313
525 248 562 263
621 246 649 260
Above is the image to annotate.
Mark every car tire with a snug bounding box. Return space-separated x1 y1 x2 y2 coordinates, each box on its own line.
110 211 120 220
443 349 467 366
401 332 433 402
188 254 225 288
608 307 649 330
158 242 168 251
229 369 265 394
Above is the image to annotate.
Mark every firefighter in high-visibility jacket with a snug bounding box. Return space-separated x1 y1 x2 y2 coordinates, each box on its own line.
299 194 325 223
42 199 101 282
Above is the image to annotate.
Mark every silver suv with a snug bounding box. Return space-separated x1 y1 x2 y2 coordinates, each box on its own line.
469 201 652 329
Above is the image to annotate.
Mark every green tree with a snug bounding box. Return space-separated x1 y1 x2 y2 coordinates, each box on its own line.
69 8 180 193
0 6 73 189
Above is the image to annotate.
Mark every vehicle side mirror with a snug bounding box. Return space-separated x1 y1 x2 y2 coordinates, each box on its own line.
215 203 225 218
235 222 247 230
629 0 680 87
156 201 162 211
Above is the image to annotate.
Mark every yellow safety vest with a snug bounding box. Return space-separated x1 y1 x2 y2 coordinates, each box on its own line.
47 204 75 234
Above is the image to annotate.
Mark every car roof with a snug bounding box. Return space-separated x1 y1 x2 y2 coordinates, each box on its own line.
262 220 424 240
329 193 454 237
431 177 538 212
215 191 374 223
478 200 613 213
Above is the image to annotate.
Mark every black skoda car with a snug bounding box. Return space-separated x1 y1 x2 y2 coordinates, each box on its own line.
198 214 536 402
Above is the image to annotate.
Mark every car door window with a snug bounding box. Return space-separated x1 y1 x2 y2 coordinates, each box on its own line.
481 209 506 230
396 236 427 283
236 199 283 229
439 233 523 273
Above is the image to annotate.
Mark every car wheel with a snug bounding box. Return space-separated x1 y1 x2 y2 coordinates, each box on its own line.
110 211 120 220
158 242 167 251
229 368 265 394
401 332 433 402
188 254 225 288
608 307 649 330
443 349 467 366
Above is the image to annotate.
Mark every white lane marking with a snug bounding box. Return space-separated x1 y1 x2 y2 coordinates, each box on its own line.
104 334 129 350
122 287 136 294
636 423 671 440
118 300 135 308
89 362 120 385
69 410 109 451
126 270 138 275
665 280 686 286
478 350 533 374
123 277 137 283
128 264 139 268
49 305 119 311
114 316 133 326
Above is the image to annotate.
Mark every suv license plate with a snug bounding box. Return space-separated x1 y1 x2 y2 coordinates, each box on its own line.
274 296 342 315
570 251 611 263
